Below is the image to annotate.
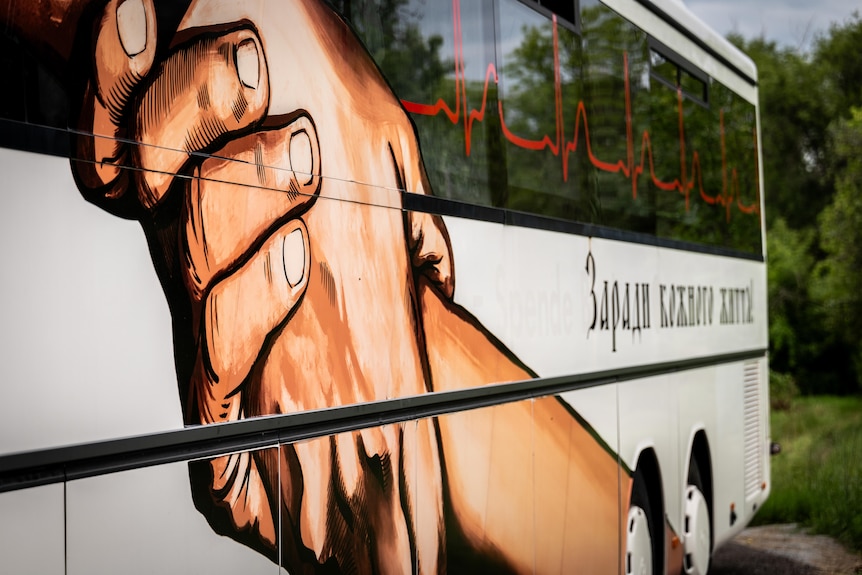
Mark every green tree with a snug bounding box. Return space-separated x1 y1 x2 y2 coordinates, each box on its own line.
767 217 815 376
813 12 862 123
811 108 862 393
732 15 862 394
729 35 832 231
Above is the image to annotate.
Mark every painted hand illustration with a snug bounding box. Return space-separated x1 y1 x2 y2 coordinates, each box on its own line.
3 0 627 573
70 0 447 572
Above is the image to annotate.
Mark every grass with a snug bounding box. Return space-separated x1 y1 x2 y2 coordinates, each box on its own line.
753 394 862 552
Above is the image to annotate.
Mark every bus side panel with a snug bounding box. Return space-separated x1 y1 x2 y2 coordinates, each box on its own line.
264 402 623 574
450 218 768 380
0 149 181 457
45 399 625 575
0 484 65 575
65 455 279 575
555 385 625 573
615 359 767 555
617 374 683 536
706 362 747 547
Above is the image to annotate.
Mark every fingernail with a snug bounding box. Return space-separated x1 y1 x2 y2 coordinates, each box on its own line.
236 38 260 89
282 228 306 288
289 130 314 185
116 0 148 57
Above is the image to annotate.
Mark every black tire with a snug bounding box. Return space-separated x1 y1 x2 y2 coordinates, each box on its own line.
688 458 704 495
630 468 652 524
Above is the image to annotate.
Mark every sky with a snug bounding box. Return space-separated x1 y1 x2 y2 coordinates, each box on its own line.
684 0 858 51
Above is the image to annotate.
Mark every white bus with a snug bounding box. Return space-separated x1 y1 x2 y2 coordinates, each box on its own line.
0 0 768 573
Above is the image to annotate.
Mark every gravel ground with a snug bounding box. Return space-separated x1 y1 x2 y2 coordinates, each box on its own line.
711 524 862 575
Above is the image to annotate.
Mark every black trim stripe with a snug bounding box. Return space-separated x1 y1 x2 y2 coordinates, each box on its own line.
648 37 710 86
516 0 581 35
0 118 764 263
406 194 765 262
632 0 757 87
0 348 766 493
648 36 710 108
0 118 70 158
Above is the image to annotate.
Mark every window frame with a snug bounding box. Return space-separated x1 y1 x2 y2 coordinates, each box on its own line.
648 36 709 108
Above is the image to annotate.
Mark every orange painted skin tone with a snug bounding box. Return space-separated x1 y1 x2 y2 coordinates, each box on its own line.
3 0 629 572
420 280 628 574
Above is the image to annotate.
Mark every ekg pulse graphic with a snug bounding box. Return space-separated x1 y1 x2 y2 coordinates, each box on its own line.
400 0 760 221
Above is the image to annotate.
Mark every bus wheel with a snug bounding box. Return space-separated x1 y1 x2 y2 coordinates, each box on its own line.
683 460 711 575
626 470 654 575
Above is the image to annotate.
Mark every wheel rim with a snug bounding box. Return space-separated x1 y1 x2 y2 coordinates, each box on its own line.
626 505 652 575
683 485 711 575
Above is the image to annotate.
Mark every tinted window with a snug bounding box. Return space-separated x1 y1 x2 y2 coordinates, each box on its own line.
344 0 762 253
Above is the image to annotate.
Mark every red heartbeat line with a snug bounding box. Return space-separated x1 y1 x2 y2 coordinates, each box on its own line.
400 0 760 221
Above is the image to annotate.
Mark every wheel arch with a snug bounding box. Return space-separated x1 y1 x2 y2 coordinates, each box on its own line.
631 446 665 574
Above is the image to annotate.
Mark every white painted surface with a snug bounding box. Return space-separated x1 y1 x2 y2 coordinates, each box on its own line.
447 216 768 380
600 0 759 104
66 457 283 575
0 484 65 575
0 149 181 455
449 214 769 545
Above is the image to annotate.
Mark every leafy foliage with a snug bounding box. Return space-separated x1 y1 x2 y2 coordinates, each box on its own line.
735 13 862 395
811 109 862 390
815 12 862 122
754 396 862 552
766 219 815 376
728 34 832 230
768 370 799 411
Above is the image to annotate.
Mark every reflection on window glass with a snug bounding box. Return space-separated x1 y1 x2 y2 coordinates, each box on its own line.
498 0 584 220
649 49 676 88
0 31 68 128
680 68 707 104
581 0 655 233
649 45 708 106
337 0 502 207
538 0 577 26
336 0 761 254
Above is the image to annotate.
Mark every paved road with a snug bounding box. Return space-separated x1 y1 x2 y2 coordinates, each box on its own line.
710 524 862 575
711 542 819 575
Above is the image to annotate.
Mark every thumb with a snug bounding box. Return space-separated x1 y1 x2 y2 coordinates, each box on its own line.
390 121 455 298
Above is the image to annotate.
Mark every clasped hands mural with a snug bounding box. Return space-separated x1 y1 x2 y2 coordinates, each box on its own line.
3 0 625 572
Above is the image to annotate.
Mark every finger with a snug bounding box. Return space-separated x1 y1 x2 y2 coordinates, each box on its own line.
401 419 444 575
408 211 455 299
392 122 456 298
95 0 158 123
195 218 310 424
79 0 158 194
184 114 321 295
294 436 332 561
207 450 277 549
134 27 270 208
